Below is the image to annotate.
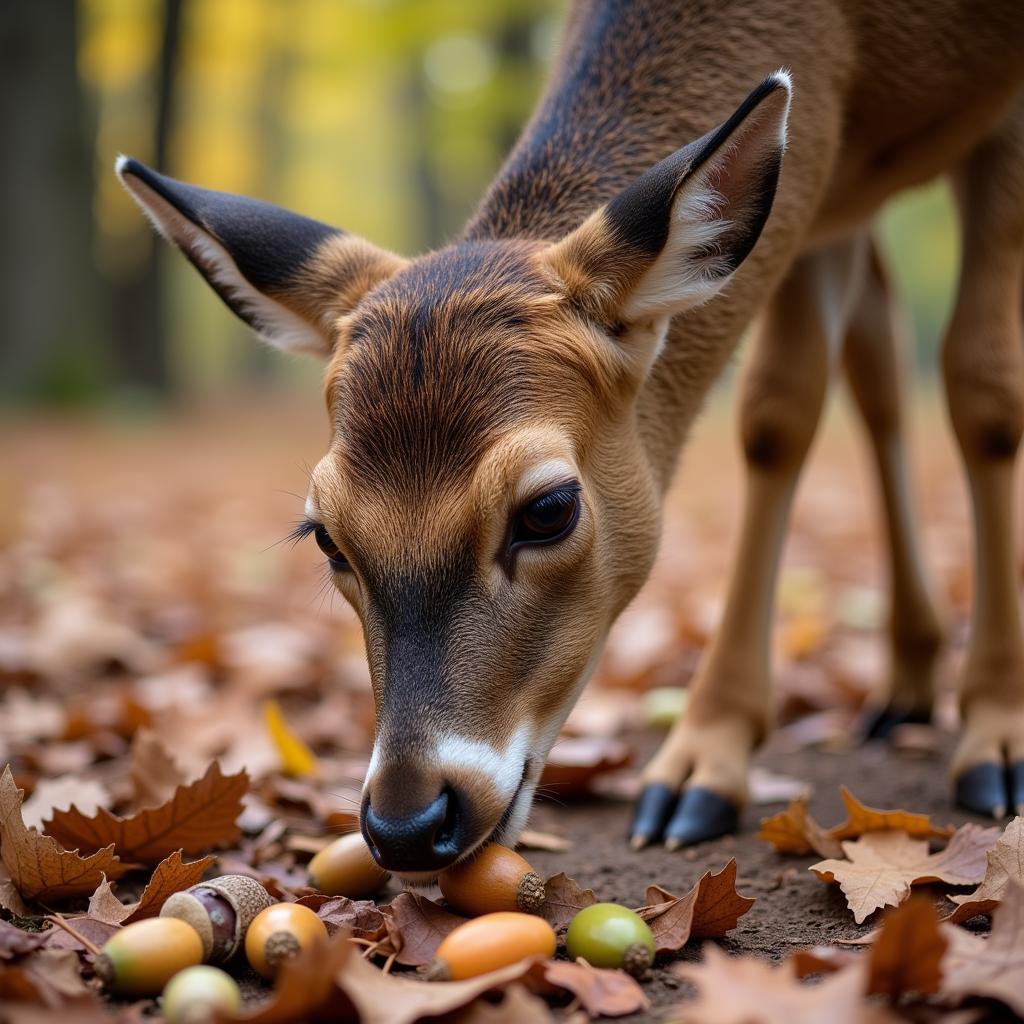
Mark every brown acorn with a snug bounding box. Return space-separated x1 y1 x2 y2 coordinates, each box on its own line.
244 903 327 979
438 845 545 917
160 874 274 964
307 832 390 898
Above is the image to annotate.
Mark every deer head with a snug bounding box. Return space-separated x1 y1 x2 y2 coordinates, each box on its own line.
118 72 790 875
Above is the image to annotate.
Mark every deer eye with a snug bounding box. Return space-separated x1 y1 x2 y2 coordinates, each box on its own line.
314 524 350 571
512 486 580 547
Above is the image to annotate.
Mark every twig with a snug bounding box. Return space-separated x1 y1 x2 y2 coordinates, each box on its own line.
380 949 398 974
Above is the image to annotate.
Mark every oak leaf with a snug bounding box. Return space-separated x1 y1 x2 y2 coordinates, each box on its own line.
129 728 187 809
676 945 902 1024
865 895 947 997
383 891 467 966
637 858 755 953
939 880 1024 1017
0 765 126 902
756 798 843 858
43 761 248 864
810 824 999 923
86 851 215 925
538 871 596 931
542 959 649 1017
830 787 955 842
311 896 389 942
947 815 1023 924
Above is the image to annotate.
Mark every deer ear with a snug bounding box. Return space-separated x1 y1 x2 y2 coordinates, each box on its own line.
116 158 406 357
543 71 791 326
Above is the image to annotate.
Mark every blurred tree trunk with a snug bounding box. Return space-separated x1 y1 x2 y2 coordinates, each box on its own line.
107 0 184 396
0 1 102 402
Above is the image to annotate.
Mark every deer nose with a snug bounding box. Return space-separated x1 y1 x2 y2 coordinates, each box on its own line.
361 785 466 872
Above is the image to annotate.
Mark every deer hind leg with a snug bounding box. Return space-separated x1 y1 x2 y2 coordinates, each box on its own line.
843 241 945 738
631 237 865 849
944 104 1024 818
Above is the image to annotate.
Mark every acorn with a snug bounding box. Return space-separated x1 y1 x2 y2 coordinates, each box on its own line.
162 965 241 1024
427 912 556 981
160 874 274 964
95 917 204 996
307 832 390 898
565 903 655 977
438 844 545 916
244 902 328 979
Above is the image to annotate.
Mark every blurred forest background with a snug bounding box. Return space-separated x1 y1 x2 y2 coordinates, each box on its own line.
1 0 958 406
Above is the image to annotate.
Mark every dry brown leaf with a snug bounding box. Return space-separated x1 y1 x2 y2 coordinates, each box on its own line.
442 983 552 1024
0 992 130 1024
384 890 467 967
86 851 214 926
539 738 631 798
517 829 572 853
43 761 247 864
0 949 88 1007
42 915 120 953
541 959 649 1017
129 728 187 809
312 896 389 942
756 798 843 858
811 824 999 923
20 776 111 832
866 895 947 997
0 879 31 917
676 945 901 1024
830 787 955 842
947 815 1023 924
538 871 596 931
638 858 755 952
789 945 861 979
0 922 47 961
0 764 126 902
939 880 1024 1017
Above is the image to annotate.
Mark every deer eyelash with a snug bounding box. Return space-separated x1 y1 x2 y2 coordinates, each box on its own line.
285 517 319 547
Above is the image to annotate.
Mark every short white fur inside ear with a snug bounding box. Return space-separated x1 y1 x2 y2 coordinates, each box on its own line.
620 69 792 323
115 156 332 357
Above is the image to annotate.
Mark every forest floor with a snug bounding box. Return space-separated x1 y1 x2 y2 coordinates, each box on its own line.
1 390 1020 1021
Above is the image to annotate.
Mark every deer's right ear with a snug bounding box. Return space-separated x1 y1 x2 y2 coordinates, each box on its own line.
116 157 406 357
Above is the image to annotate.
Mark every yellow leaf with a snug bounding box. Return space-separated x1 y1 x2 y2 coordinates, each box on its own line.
264 700 319 779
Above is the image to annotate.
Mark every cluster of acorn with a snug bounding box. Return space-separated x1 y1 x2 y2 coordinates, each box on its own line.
94 833 654 1021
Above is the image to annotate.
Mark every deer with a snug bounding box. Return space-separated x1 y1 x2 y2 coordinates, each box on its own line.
117 0 1024 873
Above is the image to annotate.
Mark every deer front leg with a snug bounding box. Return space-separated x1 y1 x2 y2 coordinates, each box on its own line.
944 113 1024 818
632 239 860 848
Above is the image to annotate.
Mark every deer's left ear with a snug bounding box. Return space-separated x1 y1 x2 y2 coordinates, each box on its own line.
542 71 791 327
116 158 406 357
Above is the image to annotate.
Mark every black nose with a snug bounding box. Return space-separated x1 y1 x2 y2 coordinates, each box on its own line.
361 786 466 872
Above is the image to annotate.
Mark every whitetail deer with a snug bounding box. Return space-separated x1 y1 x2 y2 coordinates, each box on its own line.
118 0 1024 871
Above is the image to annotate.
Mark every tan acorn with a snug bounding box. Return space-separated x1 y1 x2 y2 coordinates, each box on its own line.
160 874 274 964
96 918 204 996
438 845 545 917
307 832 390 898
244 902 328 979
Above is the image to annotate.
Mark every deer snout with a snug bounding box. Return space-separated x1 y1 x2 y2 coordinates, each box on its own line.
361 775 469 873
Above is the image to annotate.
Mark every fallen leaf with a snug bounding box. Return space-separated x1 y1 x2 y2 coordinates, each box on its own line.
830 788 955 842
757 798 844 858
0 949 88 1007
538 872 596 931
748 768 812 806
86 851 215 925
129 728 186 809
42 915 120 953
539 738 631 797
0 922 47 961
43 761 248 864
638 859 755 952
313 896 388 942
940 880 1024 1017
384 891 466 966
676 944 902 1024
947 815 1023 924
0 992 128 1023
542 959 649 1017
810 824 999 923
0 879 31 917
442 983 552 1024
263 700 319 778
866 895 947 997
20 776 111 832
0 764 126 902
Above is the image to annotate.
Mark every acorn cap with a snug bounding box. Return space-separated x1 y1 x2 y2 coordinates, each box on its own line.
161 875 273 963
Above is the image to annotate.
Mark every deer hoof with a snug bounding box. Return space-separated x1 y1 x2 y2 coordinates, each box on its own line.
954 762 1010 819
860 703 931 742
629 785 739 849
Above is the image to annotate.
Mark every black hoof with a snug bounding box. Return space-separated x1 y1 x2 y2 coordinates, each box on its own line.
663 787 740 850
954 762 1007 818
1009 761 1024 817
629 783 677 849
861 704 931 742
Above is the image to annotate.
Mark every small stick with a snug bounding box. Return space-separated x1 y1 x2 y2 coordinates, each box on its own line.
45 914 102 957
380 949 398 975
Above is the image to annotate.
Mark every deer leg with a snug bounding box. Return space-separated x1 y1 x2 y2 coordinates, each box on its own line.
632 238 864 849
944 111 1024 818
843 241 945 739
